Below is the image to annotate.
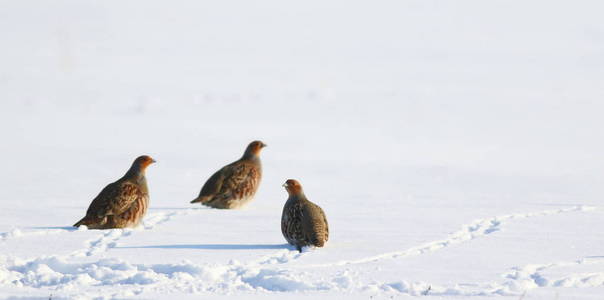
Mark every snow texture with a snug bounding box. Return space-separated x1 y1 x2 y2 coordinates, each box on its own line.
1 0 604 299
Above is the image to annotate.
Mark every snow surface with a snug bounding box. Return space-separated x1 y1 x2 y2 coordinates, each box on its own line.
1 0 604 299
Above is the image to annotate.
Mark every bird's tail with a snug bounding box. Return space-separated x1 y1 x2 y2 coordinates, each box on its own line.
190 196 210 204
310 236 325 247
310 229 328 247
73 217 88 227
73 215 98 227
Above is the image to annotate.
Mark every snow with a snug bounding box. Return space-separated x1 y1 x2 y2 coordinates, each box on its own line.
1 0 604 299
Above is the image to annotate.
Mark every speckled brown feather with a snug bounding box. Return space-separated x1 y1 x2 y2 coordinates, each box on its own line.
191 141 265 209
301 201 329 247
74 155 154 229
281 179 329 251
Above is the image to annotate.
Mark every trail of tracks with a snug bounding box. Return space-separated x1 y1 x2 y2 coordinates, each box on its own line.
0 205 602 298
304 205 597 268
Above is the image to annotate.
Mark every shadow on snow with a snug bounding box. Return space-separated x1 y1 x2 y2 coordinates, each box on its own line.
117 243 291 250
26 226 78 231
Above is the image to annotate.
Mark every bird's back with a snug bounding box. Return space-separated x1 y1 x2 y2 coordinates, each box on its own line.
194 159 262 209
107 180 149 228
281 197 328 249
83 180 121 217
75 179 149 229
301 201 329 247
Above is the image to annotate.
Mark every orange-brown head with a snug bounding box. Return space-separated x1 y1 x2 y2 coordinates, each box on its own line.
283 179 304 197
132 155 155 171
243 140 267 158
124 155 156 179
134 155 156 170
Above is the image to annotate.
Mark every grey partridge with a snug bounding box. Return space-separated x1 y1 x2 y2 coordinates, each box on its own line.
73 155 155 229
190 140 266 209
281 179 329 252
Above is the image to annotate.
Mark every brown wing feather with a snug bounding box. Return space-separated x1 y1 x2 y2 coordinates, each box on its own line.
197 166 227 200
99 181 142 217
217 163 254 197
301 201 329 247
106 192 149 228
83 182 120 217
200 160 261 208
281 201 306 249
75 181 143 228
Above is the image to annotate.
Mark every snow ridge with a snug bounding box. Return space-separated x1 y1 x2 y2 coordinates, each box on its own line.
2 254 603 297
375 257 604 297
1 205 601 298
0 227 76 242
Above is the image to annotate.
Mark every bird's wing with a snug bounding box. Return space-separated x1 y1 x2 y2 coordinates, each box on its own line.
320 205 329 242
281 200 305 245
85 183 116 217
301 201 329 244
214 161 256 198
87 181 141 218
198 166 228 198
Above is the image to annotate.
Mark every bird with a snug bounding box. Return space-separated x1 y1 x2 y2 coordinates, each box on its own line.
73 155 156 229
190 140 266 209
281 179 329 252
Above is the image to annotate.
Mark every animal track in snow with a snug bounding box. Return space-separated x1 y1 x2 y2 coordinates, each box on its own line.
375 256 604 297
253 247 304 265
143 211 182 230
68 208 204 258
501 256 604 290
70 228 133 257
308 205 597 268
1 205 601 298
143 207 206 230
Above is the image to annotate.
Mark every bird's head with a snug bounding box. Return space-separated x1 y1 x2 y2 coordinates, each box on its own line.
243 140 267 158
133 155 156 170
282 179 304 196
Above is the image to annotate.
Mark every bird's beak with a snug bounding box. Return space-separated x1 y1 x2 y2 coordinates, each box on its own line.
262 143 267 148
151 159 157 163
282 183 288 188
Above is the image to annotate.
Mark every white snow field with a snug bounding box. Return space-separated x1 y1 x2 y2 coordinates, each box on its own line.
1 0 604 299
